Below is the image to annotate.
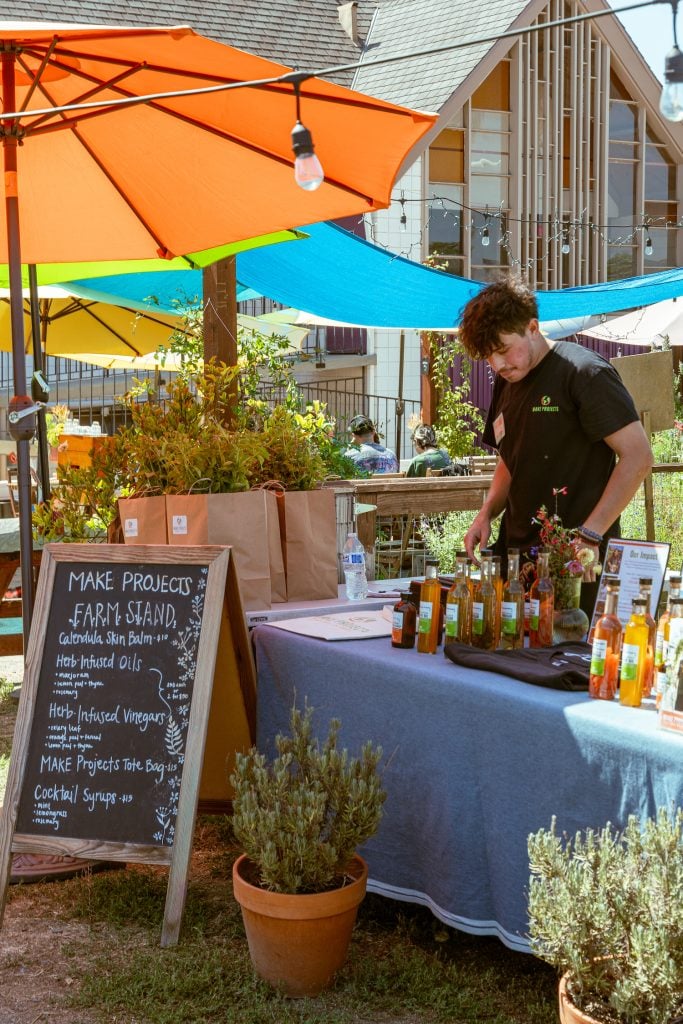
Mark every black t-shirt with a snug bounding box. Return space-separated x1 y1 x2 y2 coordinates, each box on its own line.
482 341 639 559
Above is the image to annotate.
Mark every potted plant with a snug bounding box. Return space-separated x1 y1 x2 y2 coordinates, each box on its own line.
527 808 683 1024
229 702 386 997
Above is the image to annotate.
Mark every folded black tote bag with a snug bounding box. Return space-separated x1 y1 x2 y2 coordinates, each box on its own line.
443 641 592 691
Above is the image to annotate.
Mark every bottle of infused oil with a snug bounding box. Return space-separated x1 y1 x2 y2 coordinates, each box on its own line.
500 548 524 650
471 556 496 649
620 597 649 707
529 548 554 648
491 555 504 648
417 558 442 654
589 582 622 700
391 591 417 649
637 577 657 698
445 557 472 645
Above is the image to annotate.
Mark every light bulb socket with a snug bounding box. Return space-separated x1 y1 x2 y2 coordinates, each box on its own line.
664 45 683 84
291 120 315 158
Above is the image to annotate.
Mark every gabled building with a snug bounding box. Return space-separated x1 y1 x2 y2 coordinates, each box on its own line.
3 1 683 452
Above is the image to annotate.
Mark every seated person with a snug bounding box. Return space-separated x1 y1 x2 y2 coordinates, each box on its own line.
344 415 399 474
406 424 453 477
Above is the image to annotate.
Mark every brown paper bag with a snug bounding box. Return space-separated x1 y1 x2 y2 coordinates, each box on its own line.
276 488 338 601
165 491 285 610
118 496 168 544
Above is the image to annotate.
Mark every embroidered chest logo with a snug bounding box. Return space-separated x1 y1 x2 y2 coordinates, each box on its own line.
532 393 559 413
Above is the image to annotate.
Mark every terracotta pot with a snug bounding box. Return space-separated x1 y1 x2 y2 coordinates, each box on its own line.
232 852 368 997
559 973 601 1024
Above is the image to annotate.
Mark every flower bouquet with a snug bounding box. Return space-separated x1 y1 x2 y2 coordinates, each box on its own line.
528 488 597 643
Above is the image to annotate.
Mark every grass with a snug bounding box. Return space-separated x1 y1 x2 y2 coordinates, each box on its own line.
55 818 558 1024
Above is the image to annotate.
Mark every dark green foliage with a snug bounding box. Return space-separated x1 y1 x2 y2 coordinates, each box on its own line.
230 703 386 893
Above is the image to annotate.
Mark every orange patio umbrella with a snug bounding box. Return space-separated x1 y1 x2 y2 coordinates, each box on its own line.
0 20 436 635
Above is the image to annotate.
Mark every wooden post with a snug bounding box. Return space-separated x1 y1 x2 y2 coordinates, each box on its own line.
203 258 238 425
419 332 437 424
641 410 655 542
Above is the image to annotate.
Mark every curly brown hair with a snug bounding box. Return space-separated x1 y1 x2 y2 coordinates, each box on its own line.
459 278 538 359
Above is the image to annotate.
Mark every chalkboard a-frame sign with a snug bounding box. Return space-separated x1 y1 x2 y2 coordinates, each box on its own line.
0 543 238 947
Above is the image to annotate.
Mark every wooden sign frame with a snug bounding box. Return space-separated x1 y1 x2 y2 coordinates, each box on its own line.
0 543 252 947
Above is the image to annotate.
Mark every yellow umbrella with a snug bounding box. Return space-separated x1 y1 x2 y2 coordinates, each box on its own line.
0 287 310 358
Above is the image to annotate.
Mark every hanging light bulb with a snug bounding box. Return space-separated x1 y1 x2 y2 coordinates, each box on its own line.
399 192 407 231
561 230 571 255
481 224 490 247
291 80 324 191
645 234 654 257
291 121 324 191
661 46 683 120
661 1 683 121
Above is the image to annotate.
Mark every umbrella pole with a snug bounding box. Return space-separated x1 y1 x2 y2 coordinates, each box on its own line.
27 265 51 502
2 50 35 647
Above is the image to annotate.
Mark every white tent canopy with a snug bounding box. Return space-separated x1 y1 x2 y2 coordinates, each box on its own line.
579 298 683 347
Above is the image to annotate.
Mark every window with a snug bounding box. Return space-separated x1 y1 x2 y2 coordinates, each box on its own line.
428 185 464 277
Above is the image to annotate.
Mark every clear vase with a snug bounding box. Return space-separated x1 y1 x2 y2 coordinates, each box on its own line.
552 576 589 644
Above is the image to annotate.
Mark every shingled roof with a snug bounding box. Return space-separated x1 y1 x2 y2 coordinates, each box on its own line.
1 1 377 85
352 0 532 112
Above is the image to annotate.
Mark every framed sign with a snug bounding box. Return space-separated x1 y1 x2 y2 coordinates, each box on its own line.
589 538 670 633
0 543 250 946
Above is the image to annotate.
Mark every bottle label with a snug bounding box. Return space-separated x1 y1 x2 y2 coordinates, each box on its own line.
444 603 459 638
590 637 608 676
472 601 484 635
620 642 640 681
392 611 404 631
343 552 365 567
529 598 540 631
501 601 518 635
418 601 433 633
669 619 683 648
655 629 665 668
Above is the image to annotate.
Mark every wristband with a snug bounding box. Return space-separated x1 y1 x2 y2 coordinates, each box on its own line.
576 525 603 544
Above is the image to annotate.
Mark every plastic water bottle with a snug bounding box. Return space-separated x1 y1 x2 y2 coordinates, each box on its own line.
343 532 369 601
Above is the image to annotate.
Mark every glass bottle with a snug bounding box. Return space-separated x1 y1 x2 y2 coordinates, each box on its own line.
445 558 471 645
456 550 475 604
529 548 554 648
500 548 524 650
620 597 649 707
637 577 657 698
491 555 503 648
417 558 441 654
589 582 622 700
656 596 683 709
654 575 682 698
392 591 417 649
471 557 496 650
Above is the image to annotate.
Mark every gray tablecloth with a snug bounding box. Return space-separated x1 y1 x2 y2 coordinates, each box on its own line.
253 625 683 952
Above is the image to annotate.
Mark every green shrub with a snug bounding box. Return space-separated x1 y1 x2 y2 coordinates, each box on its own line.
229 703 386 894
528 807 683 1024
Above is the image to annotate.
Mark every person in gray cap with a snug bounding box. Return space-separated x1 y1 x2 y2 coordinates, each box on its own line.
406 424 453 477
344 415 399 473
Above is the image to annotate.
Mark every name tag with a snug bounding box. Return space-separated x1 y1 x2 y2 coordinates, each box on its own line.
493 412 505 444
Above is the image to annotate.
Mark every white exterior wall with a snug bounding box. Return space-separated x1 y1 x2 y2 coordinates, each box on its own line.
363 158 424 459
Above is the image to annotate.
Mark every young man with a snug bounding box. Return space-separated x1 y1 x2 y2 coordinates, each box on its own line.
459 278 653 613
406 424 453 477
344 415 399 474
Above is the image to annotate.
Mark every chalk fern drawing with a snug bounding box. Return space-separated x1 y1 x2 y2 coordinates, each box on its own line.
165 716 184 758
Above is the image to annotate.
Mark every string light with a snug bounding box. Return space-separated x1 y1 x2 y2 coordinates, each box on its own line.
645 234 654 256
399 191 408 231
290 79 324 192
661 0 683 121
561 230 571 255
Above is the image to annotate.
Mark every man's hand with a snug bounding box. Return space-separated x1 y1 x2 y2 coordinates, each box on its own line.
464 516 491 566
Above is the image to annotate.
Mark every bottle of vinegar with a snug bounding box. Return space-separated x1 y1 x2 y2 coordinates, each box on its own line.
657 596 683 708
637 577 657 697
500 548 524 650
529 548 554 648
471 557 496 650
392 591 417 649
445 558 471 645
620 597 649 707
654 575 682 702
589 582 622 700
417 558 441 654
